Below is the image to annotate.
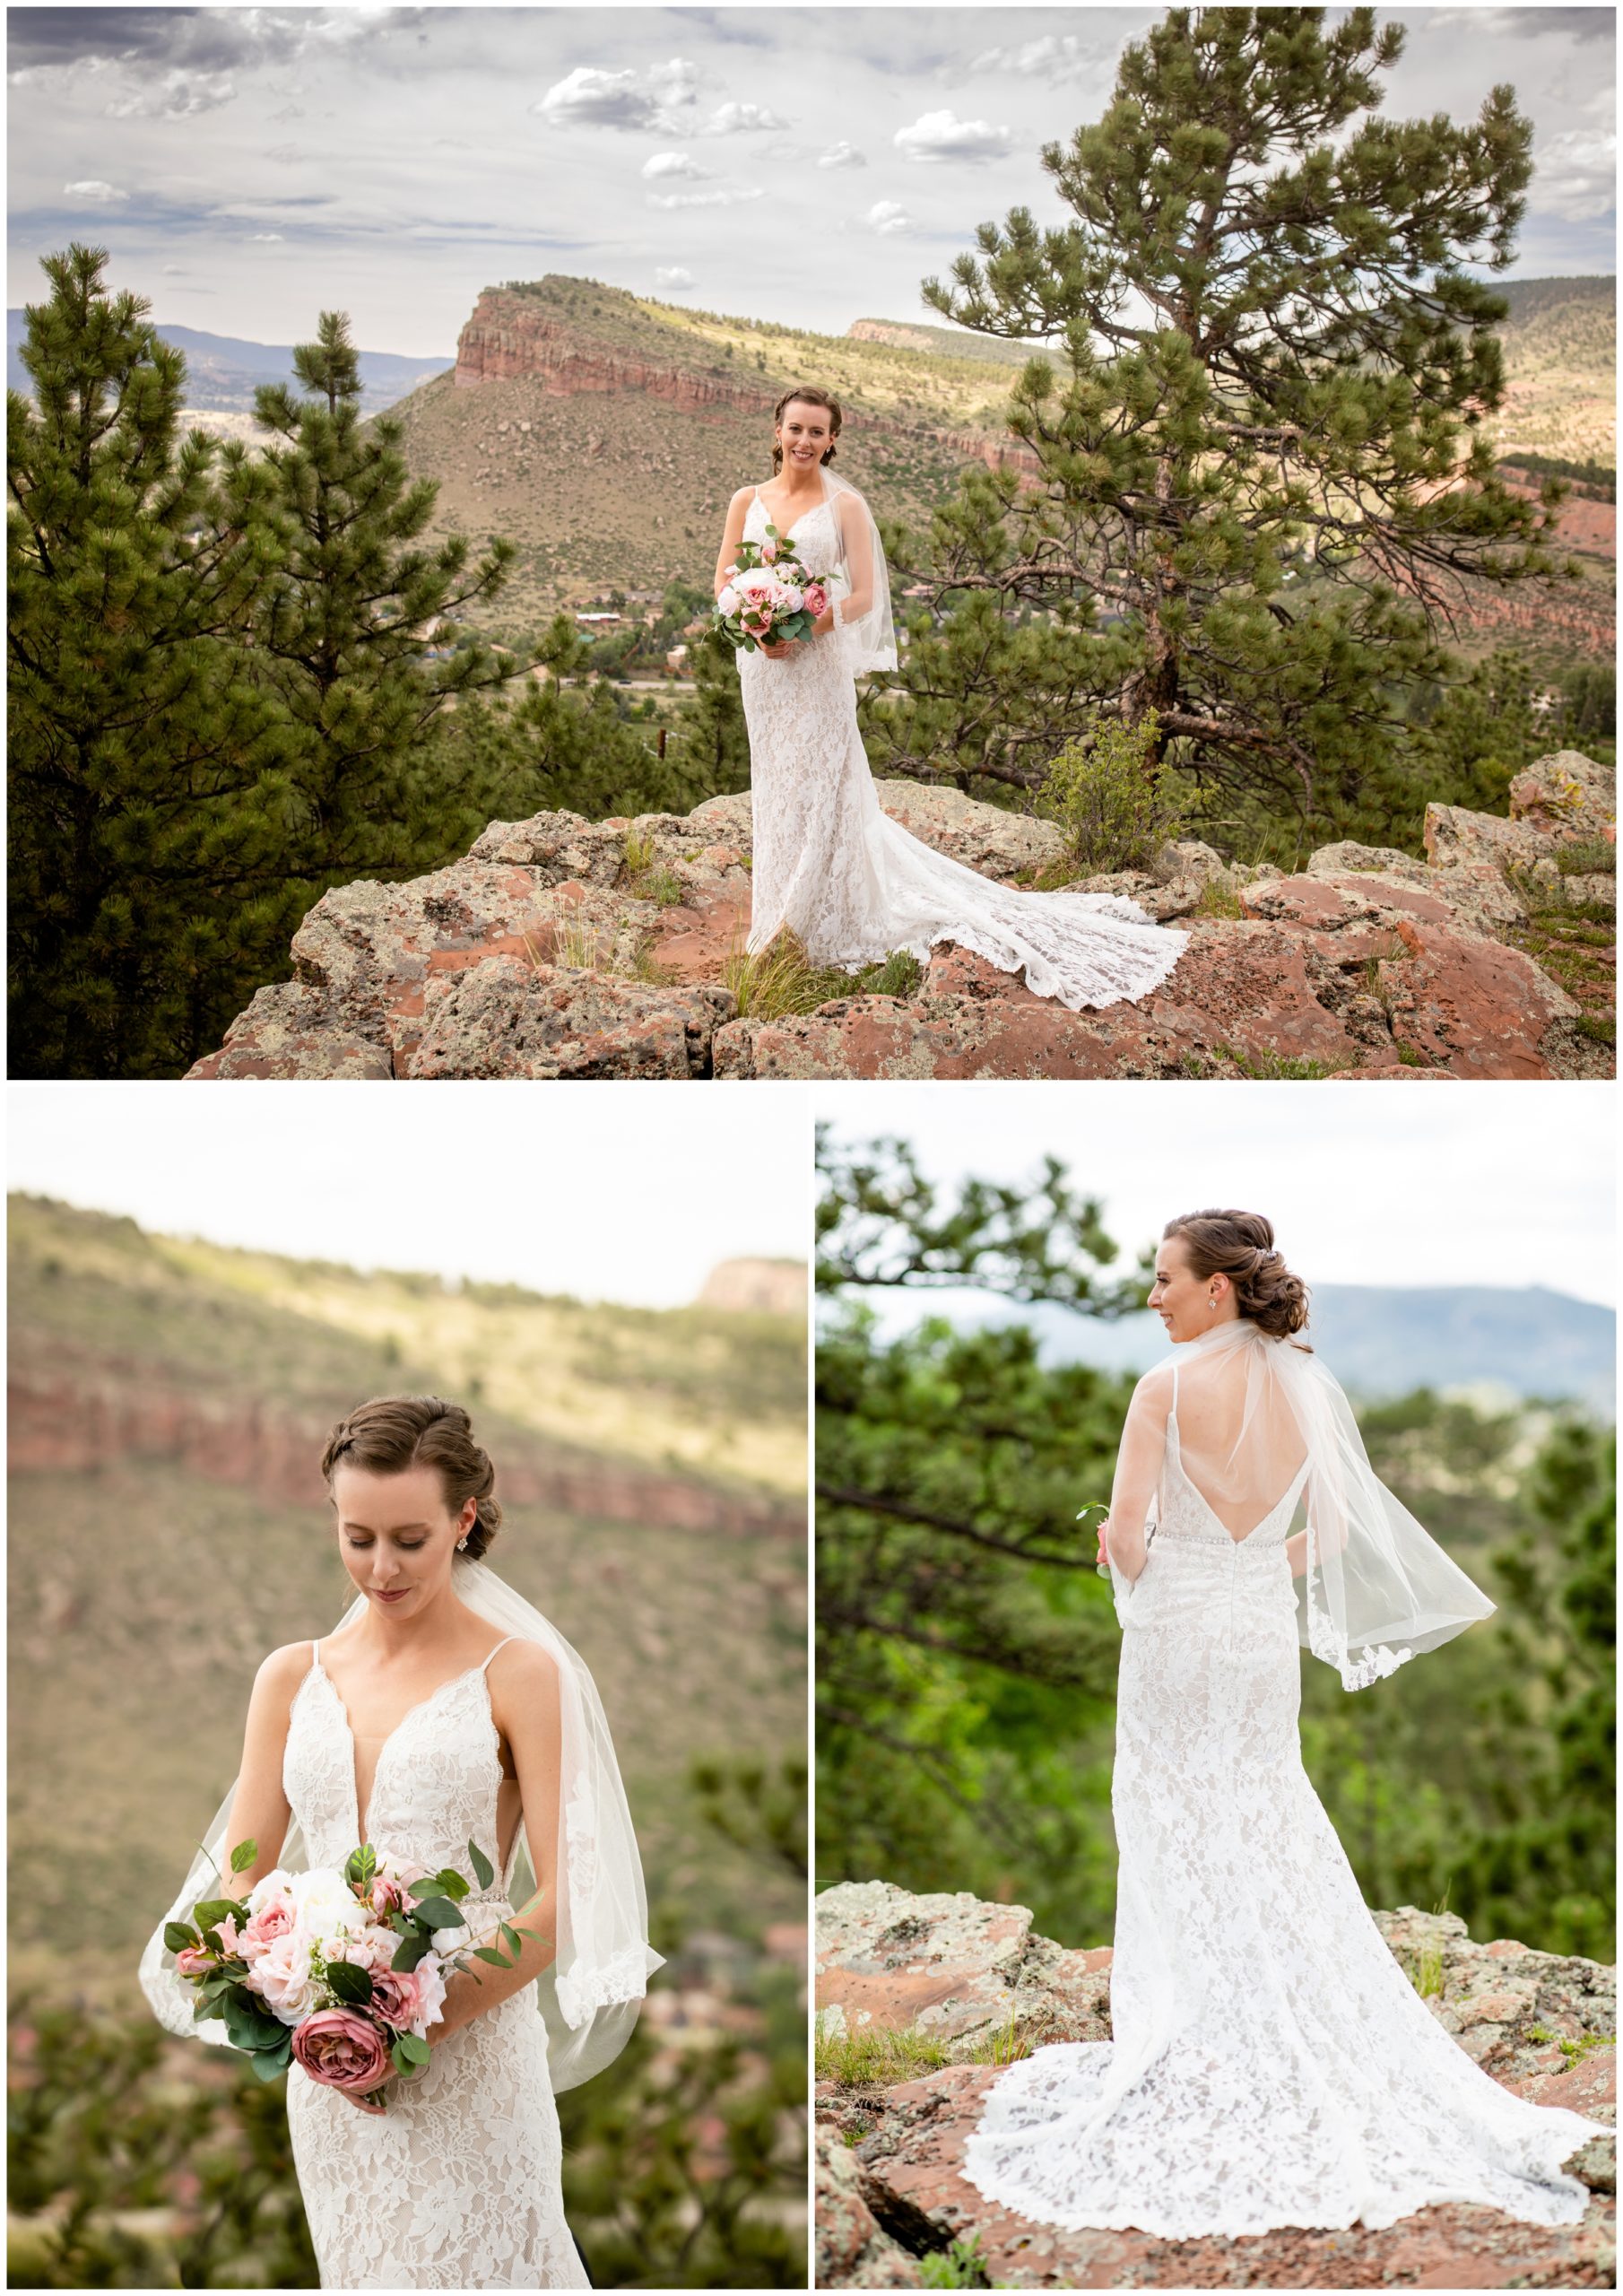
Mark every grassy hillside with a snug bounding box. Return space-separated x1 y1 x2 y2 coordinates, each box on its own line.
11 1193 803 1498
7 1196 807 2011
395 271 1613 631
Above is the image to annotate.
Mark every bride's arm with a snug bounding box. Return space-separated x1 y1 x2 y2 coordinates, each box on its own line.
432 1641 563 2039
1104 1373 1170 1584
821 491 873 635
714 488 752 600
219 1642 308 1900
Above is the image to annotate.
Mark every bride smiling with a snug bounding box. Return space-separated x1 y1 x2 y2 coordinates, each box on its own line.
142 1396 662 2290
713 384 1187 1013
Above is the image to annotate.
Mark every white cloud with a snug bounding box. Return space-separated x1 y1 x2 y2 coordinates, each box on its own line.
864 199 913 236
696 100 787 135
62 179 128 204
818 140 866 169
655 265 695 291
964 33 1107 84
104 66 236 117
534 57 700 133
895 108 1016 165
647 184 764 210
1532 126 1618 221
249 231 285 242
641 151 713 181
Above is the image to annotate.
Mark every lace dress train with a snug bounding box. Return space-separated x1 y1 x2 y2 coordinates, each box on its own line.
734 490 1186 1013
282 1646 589 2290
962 1389 1610 2239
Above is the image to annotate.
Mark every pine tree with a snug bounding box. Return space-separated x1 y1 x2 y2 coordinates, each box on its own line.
872 6 1581 846
7 244 306 1076
223 311 535 875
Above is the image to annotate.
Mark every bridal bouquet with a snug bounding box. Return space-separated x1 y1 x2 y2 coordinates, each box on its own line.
714 526 831 654
165 1837 538 2105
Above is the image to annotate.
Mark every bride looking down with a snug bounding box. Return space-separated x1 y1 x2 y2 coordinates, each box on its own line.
713 385 1187 1013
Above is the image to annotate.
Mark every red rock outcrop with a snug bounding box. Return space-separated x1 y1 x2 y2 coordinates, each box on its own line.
815 1883 1618 2290
187 758 1613 1083
10 1341 799 1539
453 289 1040 473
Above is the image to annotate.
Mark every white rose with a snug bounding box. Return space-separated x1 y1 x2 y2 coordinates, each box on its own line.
289 1867 368 1946
245 1866 295 1917
716 584 740 615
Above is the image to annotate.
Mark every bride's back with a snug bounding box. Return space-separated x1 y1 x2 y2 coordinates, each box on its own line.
1162 1335 1309 1536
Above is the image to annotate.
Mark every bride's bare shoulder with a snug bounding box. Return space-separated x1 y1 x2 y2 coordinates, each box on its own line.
253 1639 317 1697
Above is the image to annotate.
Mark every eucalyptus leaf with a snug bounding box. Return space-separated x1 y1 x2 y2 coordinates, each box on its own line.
395 2031 430 2066
466 1839 494 1891
390 2039 418 2079
164 1921 201 1954
432 1869 470 1901
325 1959 375 2006
410 1895 463 1931
391 1930 431 1974
249 2047 290 2083
230 1839 258 1874
499 1924 522 1957
473 1945 509 1968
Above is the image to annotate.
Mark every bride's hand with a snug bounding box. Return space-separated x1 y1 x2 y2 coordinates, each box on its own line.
759 638 792 659
1096 1514 1111 1568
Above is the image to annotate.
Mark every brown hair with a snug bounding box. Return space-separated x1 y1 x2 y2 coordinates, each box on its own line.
321 1396 503 1559
772 385 841 471
1161 1209 1311 1345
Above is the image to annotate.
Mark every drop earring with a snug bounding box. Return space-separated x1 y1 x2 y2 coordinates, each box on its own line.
457 1535 469 1551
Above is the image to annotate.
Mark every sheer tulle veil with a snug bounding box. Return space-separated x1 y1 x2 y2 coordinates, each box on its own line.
139 1558 664 2091
1151 1319 1497 1691
817 463 898 674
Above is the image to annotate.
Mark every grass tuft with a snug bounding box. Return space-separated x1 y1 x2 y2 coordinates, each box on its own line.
1193 879 1245 919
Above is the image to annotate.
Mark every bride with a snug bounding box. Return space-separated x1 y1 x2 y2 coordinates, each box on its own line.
963 1211 1610 2239
713 385 1187 1012
141 1396 663 2290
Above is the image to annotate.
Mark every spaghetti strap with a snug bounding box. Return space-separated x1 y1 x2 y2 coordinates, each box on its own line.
481 1636 520 1673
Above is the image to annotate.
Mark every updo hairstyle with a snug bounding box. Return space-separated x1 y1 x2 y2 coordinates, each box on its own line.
320 1396 502 1559
1162 1209 1311 1344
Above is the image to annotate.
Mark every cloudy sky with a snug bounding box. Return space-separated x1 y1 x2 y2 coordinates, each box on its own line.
8 5 1616 355
7 1083 812 1307
816 1080 1618 1307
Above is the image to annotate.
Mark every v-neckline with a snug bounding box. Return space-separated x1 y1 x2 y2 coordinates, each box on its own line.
1168 1413 1310 1545
752 482 825 542
310 1650 496 1850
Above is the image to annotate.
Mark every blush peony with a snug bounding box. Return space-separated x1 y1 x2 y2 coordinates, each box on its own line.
291 2009 392 2095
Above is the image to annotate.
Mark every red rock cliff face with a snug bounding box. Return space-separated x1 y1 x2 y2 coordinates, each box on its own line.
11 1344 799 1540
452 291 1040 474
455 291 777 414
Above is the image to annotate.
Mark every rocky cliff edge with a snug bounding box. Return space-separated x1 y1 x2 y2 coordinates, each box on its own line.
187 752 1614 1082
814 1879 1617 2289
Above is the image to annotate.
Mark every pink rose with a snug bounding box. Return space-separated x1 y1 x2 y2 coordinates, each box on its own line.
803 584 828 614
410 1952 447 2040
214 1912 242 1957
240 1893 296 1961
291 2008 392 2095
759 539 777 563
175 1944 214 1979
367 1966 424 2032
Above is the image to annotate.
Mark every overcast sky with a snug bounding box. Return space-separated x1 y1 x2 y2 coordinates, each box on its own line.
8 5 1616 355
8 1083 812 1307
815 1081 1618 1307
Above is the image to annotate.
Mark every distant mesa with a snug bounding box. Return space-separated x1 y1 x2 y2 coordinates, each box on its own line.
699 1257 809 1318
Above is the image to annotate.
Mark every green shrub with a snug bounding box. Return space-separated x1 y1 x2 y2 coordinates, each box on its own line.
1037 712 1182 874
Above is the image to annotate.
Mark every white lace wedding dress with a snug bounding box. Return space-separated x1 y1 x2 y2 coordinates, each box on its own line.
282 1638 589 2290
734 485 1187 1011
962 1354 1610 2239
